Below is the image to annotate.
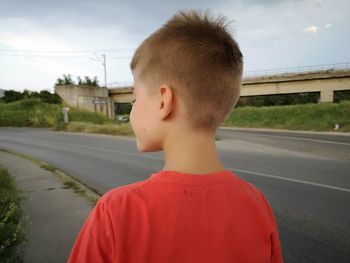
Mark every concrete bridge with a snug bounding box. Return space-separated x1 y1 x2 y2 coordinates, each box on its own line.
55 69 350 119
109 69 350 103
241 69 350 103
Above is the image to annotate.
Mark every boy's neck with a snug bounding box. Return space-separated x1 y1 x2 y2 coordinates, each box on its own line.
162 127 225 175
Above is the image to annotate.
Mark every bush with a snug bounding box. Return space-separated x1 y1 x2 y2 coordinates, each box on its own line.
0 98 62 127
1 89 62 104
334 90 350 103
0 165 25 262
236 92 320 107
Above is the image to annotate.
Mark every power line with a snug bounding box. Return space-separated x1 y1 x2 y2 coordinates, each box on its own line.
108 56 131 59
0 48 135 53
0 61 84 74
0 53 132 60
0 54 90 59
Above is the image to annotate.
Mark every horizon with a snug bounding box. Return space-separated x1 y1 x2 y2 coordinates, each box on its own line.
1 0 349 93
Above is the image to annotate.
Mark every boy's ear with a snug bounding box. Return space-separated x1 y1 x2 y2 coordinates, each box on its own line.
158 84 173 120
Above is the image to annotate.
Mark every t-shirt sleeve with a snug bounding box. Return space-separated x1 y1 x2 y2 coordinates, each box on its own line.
67 197 116 263
259 191 284 263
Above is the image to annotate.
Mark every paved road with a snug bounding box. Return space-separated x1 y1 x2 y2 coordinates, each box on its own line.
0 127 349 262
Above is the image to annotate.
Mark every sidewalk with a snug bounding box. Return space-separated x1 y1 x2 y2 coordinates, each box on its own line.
0 150 96 263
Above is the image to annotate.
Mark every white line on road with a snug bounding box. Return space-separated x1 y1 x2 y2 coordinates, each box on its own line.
219 130 350 146
1 136 348 193
228 167 350 193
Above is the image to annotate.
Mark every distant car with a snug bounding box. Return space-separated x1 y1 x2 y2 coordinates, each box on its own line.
117 115 129 122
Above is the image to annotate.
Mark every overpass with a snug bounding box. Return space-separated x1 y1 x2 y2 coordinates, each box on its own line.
241 69 350 103
109 68 350 103
56 68 350 119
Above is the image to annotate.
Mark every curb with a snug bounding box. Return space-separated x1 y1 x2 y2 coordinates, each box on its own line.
0 148 101 206
219 126 350 136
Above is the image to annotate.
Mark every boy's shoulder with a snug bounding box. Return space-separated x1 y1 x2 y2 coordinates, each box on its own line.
99 171 270 211
99 178 150 207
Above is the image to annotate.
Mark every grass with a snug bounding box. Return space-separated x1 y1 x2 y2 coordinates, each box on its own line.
40 164 57 173
0 98 132 136
62 181 86 195
56 121 134 136
0 164 25 263
0 98 349 134
223 100 350 132
0 98 62 127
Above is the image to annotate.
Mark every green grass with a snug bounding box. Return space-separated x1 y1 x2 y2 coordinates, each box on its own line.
224 100 350 132
60 121 134 136
62 181 86 194
1 98 349 134
40 164 57 173
0 98 126 133
0 165 25 262
0 98 62 127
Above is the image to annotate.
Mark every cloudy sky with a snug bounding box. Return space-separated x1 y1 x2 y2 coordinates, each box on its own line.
0 0 349 93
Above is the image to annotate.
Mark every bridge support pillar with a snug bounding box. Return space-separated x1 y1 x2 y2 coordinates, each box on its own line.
319 90 334 103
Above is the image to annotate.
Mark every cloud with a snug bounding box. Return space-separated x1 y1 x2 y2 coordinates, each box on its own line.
1 0 350 91
305 25 318 34
0 19 71 51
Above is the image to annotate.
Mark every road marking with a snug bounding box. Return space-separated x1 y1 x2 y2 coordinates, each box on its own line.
2 136 349 192
219 130 350 146
228 167 350 193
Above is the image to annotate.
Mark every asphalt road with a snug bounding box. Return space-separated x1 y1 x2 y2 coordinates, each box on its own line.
0 127 349 262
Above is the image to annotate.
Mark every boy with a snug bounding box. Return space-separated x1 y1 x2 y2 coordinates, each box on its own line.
68 9 283 263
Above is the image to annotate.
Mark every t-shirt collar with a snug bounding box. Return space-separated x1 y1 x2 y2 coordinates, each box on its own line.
150 169 235 186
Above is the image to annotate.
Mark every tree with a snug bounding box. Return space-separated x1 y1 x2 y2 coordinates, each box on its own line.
55 74 100 87
39 90 62 104
55 74 75 86
1 89 62 104
2 90 24 103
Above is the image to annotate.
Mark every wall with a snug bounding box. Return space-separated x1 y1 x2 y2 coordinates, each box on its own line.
55 85 115 119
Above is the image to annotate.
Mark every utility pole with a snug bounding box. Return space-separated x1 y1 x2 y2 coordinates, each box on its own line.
102 54 107 88
90 53 108 88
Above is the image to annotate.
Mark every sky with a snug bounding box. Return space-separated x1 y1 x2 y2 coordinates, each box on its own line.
0 0 349 93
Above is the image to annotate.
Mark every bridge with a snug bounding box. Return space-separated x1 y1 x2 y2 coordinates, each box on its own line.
241 69 350 103
109 68 350 103
55 64 350 119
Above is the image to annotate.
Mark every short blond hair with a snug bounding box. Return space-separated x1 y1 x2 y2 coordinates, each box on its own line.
130 9 243 132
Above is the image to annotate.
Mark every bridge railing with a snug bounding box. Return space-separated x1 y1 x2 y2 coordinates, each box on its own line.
243 62 350 79
107 62 350 87
108 81 134 89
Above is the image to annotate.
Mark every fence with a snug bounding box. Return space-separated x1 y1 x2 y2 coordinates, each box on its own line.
243 62 350 79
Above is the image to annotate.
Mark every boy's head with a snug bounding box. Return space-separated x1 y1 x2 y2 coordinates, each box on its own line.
129 9 243 152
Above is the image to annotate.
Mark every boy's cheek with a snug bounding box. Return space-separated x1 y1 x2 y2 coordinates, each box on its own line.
129 107 137 133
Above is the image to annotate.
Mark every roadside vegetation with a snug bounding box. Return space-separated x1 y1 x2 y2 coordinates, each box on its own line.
0 97 134 136
61 121 134 136
0 164 25 263
0 88 349 134
224 100 350 132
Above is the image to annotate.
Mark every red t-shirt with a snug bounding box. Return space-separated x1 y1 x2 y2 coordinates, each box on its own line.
68 170 283 263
